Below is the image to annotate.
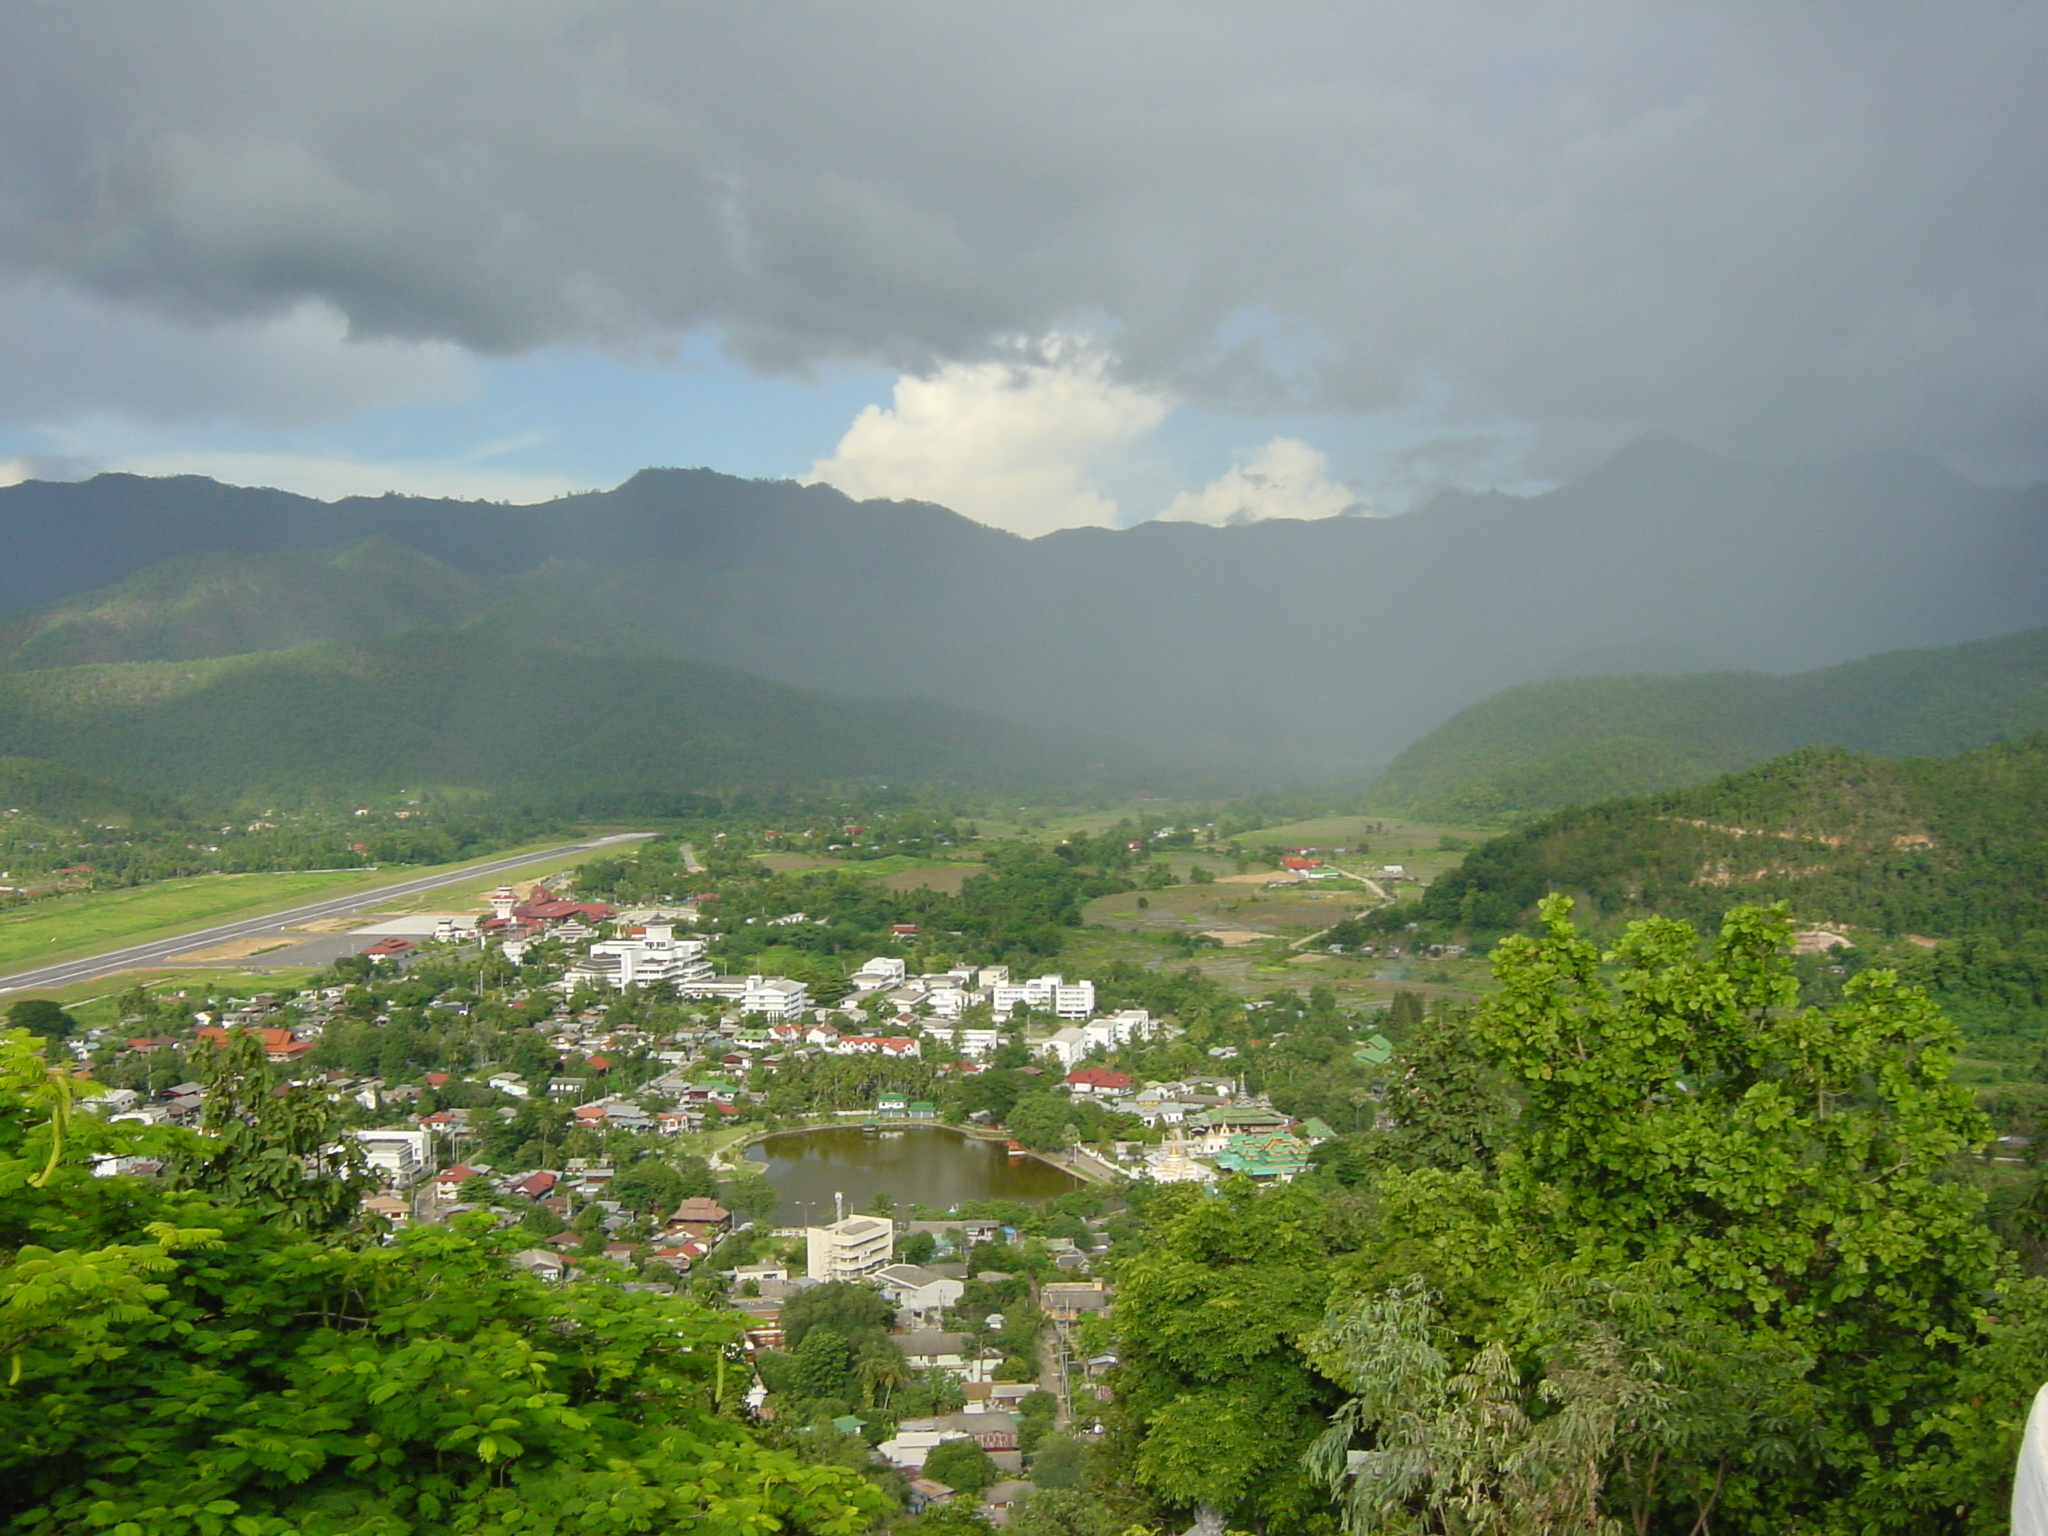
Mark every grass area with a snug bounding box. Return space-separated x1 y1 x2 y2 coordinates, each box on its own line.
0 870 381 976
32 966 325 1031
759 851 982 892
0 836 635 982
1064 814 1501 1006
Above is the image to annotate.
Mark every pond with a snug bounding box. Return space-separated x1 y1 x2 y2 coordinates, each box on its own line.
743 1124 1083 1224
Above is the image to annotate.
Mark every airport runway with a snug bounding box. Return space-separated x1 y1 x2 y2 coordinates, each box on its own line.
0 832 650 995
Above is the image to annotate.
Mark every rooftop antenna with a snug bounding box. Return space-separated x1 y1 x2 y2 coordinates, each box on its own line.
835 1190 845 1224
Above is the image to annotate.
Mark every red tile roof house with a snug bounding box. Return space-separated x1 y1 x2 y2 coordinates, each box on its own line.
1066 1067 1134 1095
196 1025 315 1063
362 937 418 963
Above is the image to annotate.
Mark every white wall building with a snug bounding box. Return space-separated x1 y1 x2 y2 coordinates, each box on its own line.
931 1026 1002 1060
568 924 713 990
1036 1008 1154 1069
850 956 909 991
806 1215 895 1281
1053 981 1096 1019
352 1128 433 1189
872 1262 966 1321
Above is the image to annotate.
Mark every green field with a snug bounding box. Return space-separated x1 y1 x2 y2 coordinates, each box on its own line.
0 837 627 980
36 967 326 1033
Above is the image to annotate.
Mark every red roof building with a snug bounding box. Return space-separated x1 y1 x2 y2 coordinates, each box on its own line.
196 1025 314 1061
511 884 615 926
1066 1066 1135 1094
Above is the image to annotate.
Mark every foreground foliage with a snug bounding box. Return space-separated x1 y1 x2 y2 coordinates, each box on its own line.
0 1031 885 1536
1099 900 2048 1535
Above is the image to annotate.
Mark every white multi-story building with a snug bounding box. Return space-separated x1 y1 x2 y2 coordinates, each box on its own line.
740 976 810 1020
806 1215 895 1281
849 956 909 991
931 1025 1002 1060
1036 1009 1154 1069
679 974 811 1020
352 1128 432 1189
1053 981 1096 1019
567 923 713 990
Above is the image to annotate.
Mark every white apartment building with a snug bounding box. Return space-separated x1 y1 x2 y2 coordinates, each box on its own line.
680 974 811 1020
567 924 713 991
930 1025 1002 1060
1053 981 1096 1019
352 1128 433 1189
849 956 909 991
991 973 1093 1017
1036 1009 1155 1069
806 1215 895 1281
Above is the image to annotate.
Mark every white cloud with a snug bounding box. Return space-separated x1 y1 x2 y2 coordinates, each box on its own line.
0 281 474 427
806 340 1169 537
1157 438 1363 525
98 449 581 504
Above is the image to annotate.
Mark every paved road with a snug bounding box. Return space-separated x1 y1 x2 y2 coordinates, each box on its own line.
0 832 652 995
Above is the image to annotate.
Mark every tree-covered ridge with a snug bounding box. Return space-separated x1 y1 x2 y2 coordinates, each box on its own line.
0 627 1152 811
0 538 497 671
1406 734 2048 941
1367 623 2048 823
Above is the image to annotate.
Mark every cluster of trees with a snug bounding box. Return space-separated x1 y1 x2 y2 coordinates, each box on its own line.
754 1282 964 1428
0 783 561 895
0 1028 884 1535
1062 900 2048 1535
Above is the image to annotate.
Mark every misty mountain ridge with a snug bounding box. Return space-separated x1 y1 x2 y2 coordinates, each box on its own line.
1 434 2041 769
0 628 1154 811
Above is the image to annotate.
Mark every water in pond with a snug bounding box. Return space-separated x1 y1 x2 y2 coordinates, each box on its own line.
744 1125 1082 1224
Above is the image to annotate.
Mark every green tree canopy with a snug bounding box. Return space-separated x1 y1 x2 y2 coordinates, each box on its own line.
923 1437 1002 1495
5 997 78 1040
0 1027 886 1536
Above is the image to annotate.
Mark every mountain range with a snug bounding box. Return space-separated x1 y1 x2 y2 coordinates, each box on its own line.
3 435 2042 777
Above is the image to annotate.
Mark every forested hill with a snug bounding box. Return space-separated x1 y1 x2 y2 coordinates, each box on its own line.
3 435 2043 766
0 538 495 669
1367 624 2048 823
1410 734 2048 941
0 631 1149 810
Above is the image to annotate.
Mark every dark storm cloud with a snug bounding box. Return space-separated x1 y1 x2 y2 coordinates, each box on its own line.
1 1 2042 476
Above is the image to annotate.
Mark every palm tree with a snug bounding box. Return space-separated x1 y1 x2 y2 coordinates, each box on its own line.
858 1345 910 1411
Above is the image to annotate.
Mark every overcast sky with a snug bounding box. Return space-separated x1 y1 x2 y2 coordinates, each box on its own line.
0 2 2041 534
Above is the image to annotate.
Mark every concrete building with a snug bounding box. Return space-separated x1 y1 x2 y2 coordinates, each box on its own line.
570 923 713 991
805 1215 895 1281
351 1128 432 1189
873 1263 967 1321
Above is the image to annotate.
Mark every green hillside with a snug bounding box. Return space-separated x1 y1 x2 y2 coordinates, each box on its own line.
1408 734 2048 941
0 631 1147 810
0 539 495 670
1368 625 2048 822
